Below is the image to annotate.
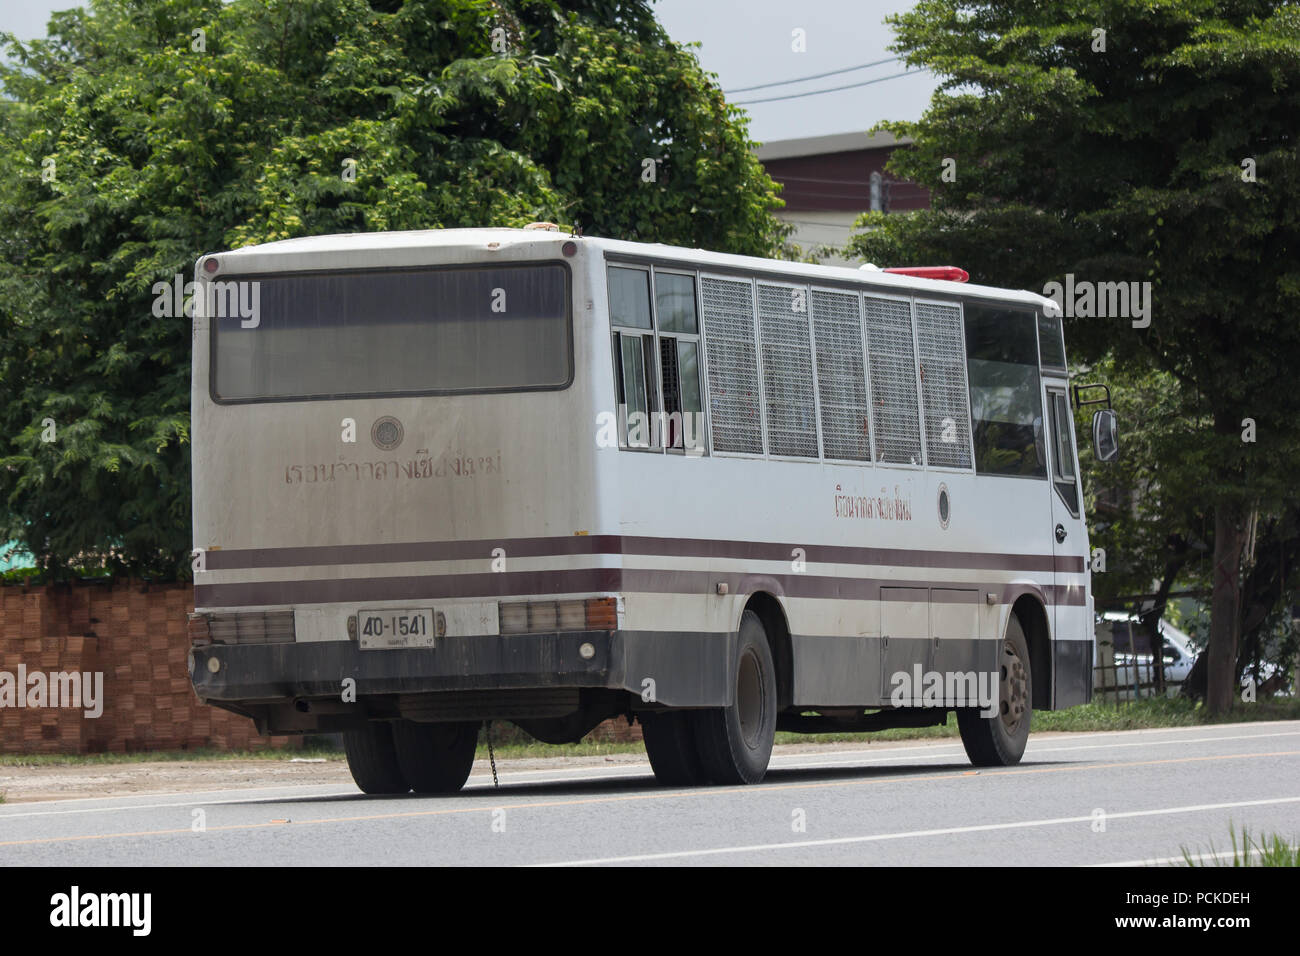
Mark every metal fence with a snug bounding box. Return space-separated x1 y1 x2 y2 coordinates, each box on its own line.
1093 655 1181 704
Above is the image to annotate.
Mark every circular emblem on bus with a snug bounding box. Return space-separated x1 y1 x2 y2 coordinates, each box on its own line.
371 416 404 452
938 483 951 530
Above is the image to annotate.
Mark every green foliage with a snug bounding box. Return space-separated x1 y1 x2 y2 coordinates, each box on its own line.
0 565 112 584
1076 354 1212 606
0 0 784 578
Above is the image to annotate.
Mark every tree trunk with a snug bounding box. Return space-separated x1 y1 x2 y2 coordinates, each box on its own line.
1206 502 1248 715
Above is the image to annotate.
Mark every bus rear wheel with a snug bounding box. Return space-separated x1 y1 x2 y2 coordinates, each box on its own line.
390 719 481 794
957 614 1032 766
692 610 778 785
343 721 409 795
641 710 707 786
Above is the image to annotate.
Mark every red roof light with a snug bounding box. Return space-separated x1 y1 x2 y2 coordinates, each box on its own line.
882 266 969 283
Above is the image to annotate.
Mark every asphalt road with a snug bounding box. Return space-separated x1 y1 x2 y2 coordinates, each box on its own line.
3 721 1298 866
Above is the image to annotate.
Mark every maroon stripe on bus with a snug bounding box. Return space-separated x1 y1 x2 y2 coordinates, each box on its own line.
194 567 1087 609
202 534 1086 574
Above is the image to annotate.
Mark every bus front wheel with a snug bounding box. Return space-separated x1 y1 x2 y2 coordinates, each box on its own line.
957 614 1032 766
692 610 778 785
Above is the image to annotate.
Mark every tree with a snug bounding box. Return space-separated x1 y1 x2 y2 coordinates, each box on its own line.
847 0 1300 714
0 0 784 579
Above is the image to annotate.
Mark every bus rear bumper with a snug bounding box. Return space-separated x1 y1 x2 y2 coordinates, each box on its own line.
190 629 733 724
192 631 614 700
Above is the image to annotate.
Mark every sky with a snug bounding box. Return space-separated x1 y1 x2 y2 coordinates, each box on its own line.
0 0 937 144
652 0 937 143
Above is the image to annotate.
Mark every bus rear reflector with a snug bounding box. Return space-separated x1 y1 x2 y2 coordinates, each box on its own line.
499 598 618 634
881 266 969 282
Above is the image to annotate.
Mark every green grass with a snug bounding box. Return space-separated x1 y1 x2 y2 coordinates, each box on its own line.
475 739 643 759
1038 695 1300 732
473 721 646 759
1180 826 1300 866
4 696 1297 765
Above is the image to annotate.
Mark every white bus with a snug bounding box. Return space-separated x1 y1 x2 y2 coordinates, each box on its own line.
188 226 1117 793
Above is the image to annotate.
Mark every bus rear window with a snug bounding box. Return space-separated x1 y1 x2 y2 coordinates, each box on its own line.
211 263 571 402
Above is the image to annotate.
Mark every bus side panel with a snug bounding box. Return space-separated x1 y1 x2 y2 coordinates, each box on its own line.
790 630 884 706
606 451 1062 710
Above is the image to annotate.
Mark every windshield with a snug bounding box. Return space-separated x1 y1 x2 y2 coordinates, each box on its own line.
210 262 571 402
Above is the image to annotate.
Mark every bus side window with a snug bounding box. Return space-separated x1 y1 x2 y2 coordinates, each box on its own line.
608 266 659 448
612 331 657 448
1049 390 1080 514
654 271 704 452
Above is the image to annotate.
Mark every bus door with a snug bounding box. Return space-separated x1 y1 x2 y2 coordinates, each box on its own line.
1036 308 1086 651
1044 382 1085 645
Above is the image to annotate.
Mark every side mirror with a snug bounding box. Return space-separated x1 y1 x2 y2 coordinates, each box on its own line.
1092 408 1119 462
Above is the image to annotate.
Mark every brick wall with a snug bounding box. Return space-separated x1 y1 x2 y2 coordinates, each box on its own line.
0 580 641 753
0 580 291 754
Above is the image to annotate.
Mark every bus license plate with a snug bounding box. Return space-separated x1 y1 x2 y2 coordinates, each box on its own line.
358 609 436 649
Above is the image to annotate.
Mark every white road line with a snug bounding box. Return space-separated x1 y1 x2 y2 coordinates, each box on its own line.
529 795 1300 866
0 788 361 820
769 721 1300 764
1029 729 1300 753
1019 723 1300 749
772 725 1300 765
780 730 1300 771
0 781 352 810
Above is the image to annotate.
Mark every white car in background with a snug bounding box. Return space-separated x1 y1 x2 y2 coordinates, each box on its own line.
1094 612 1197 699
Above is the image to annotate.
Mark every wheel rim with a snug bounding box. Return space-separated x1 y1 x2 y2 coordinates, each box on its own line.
737 647 764 748
999 638 1029 734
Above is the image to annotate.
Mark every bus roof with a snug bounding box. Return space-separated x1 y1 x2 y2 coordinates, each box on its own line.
204 227 1056 312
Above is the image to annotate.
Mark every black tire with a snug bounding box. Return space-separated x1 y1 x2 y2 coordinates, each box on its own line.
343 721 409 795
641 710 707 786
693 610 778 785
957 613 1032 766
390 719 480 794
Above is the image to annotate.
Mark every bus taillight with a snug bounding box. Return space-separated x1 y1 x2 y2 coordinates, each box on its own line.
584 597 618 629
499 597 618 634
